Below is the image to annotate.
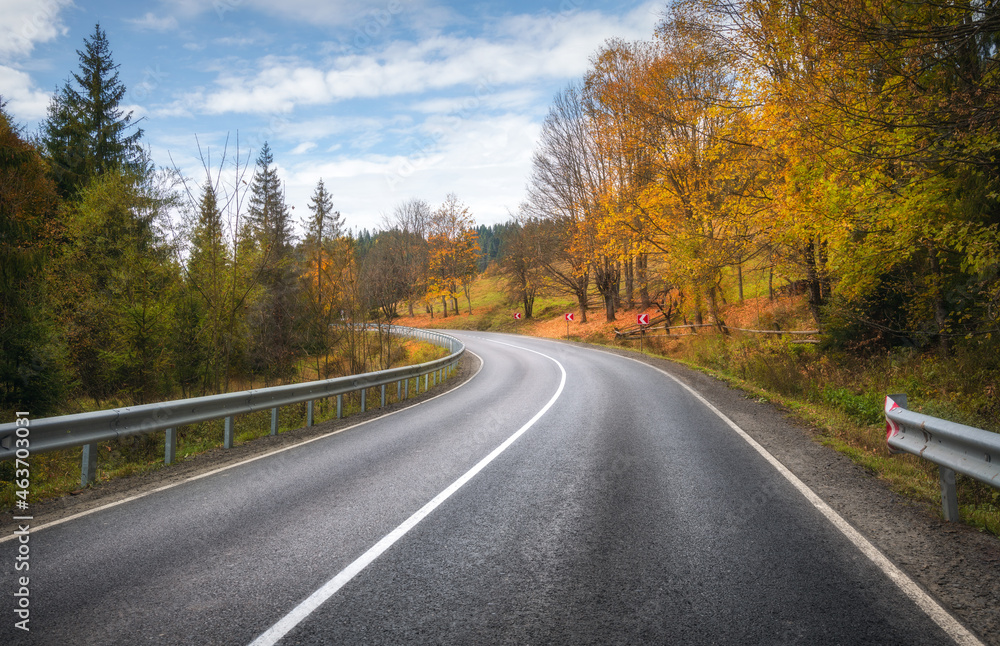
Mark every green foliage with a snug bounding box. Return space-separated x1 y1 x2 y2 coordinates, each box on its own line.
40 23 145 199
246 142 302 380
0 102 70 415
54 167 180 405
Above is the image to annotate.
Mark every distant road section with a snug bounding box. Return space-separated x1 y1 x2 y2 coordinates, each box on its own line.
0 332 981 645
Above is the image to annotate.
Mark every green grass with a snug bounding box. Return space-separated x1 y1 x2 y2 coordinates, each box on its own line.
629 332 1000 535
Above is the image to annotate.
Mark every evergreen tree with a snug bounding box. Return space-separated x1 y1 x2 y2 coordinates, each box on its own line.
55 167 179 405
305 178 341 245
41 23 145 199
247 142 292 256
181 181 232 393
245 142 300 380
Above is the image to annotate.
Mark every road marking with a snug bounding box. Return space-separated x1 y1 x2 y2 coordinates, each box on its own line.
0 353 484 545
590 346 984 646
248 340 566 646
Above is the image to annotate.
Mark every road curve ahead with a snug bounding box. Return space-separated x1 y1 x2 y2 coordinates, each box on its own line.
1 331 982 645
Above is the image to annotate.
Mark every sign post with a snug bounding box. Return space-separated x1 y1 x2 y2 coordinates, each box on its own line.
637 313 649 352
565 312 574 337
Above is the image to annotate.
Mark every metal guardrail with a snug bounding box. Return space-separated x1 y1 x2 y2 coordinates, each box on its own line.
885 393 1000 522
0 326 463 486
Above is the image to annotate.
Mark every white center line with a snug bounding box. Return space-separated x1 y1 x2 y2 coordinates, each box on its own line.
248 339 566 646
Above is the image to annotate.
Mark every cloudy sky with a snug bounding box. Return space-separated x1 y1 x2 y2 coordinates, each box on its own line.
1 0 664 234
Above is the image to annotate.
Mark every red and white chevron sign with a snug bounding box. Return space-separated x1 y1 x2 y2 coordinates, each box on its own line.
514 312 522 320
565 313 574 321
885 395 903 453
637 313 649 325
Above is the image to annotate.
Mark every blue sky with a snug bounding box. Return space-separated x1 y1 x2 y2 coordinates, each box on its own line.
1 0 664 234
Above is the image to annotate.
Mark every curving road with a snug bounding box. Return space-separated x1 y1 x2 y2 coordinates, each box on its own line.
0 331 983 645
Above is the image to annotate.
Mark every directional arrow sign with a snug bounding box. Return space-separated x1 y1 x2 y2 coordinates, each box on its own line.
638 313 649 325
514 312 522 320
565 313 574 321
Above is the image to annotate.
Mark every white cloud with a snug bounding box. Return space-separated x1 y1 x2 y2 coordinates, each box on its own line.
194 3 662 115
126 12 179 32
0 65 52 122
0 0 73 61
290 141 316 154
277 110 541 231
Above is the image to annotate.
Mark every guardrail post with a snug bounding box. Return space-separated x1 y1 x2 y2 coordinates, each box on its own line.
424 373 429 391
165 427 177 465
81 443 98 486
307 400 314 427
337 394 343 419
381 384 386 408
361 388 366 412
405 378 409 399
271 407 279 436
224 415 235 449
397 380 402 402
940 466 960 522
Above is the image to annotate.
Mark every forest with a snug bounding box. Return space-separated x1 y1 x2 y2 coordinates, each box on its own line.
0 25 487 419
3 0 1000 421
501 0 1000 349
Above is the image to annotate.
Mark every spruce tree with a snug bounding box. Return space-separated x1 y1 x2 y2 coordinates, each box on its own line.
245 142 300 379
305 178 341 245
180 182 231 394
247 142 292 257
41 23 145 199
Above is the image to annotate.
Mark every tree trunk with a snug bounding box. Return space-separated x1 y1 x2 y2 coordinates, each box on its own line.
637 253 650 309
803 238 824 329
624 256 634 309
693 288 703 329
604 293 616 322
927 243 950 356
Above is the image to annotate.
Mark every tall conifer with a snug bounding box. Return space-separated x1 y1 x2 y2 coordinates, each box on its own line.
41 23 145 198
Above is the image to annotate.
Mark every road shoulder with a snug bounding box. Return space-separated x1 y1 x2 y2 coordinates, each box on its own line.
568 340 1000 646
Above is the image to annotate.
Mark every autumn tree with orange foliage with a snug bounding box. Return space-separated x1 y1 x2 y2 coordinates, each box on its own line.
427 194 479 316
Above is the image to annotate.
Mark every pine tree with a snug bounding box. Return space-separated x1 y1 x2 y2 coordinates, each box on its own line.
175 182 233 394
305 178 341 245
245 142 300 380
247 142 292 257
188 182 229 294
41 23 145 199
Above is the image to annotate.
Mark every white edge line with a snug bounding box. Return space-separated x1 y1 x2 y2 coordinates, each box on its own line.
1 352 485 544
585 345 983 646
248 339 566 646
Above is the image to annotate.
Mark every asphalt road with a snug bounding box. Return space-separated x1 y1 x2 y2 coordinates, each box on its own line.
0 331 982 645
